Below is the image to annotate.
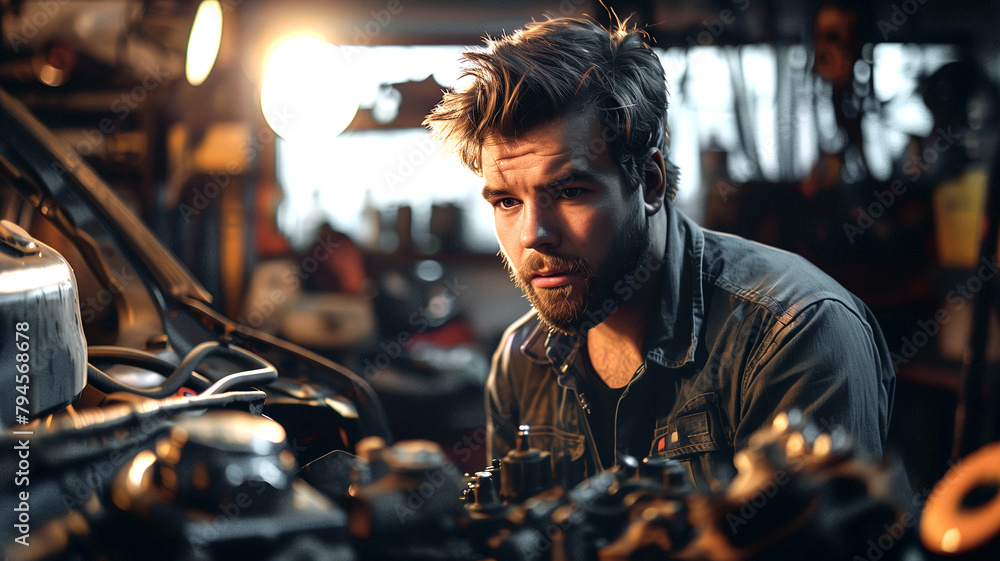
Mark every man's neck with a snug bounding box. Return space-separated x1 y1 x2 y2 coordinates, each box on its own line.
585 267 663 389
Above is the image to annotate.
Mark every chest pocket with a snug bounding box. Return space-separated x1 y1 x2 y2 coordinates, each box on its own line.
522 425 587 462
650 392 731 458
650 392 735 492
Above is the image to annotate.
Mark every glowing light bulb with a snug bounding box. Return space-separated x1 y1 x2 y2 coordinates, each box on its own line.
185 0 223 86
260 36 362 142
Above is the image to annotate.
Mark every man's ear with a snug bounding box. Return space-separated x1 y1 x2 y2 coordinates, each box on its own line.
641 148 667 215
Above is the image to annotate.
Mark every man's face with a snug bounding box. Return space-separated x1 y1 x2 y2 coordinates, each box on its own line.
481 110 650 334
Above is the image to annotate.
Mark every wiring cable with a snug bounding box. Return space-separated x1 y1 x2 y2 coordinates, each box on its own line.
86 341 277 398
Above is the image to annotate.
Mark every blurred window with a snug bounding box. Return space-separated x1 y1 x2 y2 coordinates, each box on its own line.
275 43 958 251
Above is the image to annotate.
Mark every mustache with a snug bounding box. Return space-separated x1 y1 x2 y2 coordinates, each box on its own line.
506 253 592 285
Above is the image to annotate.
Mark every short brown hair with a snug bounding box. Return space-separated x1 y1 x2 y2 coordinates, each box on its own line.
424 16 679 199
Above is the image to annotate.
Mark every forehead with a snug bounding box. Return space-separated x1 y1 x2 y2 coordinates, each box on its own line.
481 110 617 181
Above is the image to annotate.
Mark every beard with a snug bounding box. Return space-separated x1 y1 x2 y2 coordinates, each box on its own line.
504 204 651 335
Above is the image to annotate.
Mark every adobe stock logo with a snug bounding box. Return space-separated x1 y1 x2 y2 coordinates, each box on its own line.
877 0 932 40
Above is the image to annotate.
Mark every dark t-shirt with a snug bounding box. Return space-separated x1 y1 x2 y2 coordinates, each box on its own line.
579 351 627 469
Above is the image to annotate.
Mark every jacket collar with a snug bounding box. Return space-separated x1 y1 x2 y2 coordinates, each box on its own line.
644 205 705 368
520 204 706 370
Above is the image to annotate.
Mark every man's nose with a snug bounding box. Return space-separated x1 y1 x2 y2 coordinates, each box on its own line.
520 200 559 249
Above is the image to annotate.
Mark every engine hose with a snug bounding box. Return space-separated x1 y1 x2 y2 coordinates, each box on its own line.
87 341 278 399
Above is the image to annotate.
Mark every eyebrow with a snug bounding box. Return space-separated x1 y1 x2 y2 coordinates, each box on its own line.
481 169 602 200
481 185 508 200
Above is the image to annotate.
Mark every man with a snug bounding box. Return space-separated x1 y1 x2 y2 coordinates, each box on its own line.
424 17 894 490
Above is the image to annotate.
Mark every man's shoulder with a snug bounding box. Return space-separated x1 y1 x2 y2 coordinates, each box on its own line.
699 229 865 319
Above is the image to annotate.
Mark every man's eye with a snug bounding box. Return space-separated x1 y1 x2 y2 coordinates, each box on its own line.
497 197 519 209
559 187 583 199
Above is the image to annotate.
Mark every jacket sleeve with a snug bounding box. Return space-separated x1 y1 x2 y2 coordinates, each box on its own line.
485 332 520 462
735 298 895 459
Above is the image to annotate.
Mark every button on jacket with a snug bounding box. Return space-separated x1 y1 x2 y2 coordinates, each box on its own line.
485 205 896 491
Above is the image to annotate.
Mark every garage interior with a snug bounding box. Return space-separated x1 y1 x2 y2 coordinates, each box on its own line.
2 0 1000 559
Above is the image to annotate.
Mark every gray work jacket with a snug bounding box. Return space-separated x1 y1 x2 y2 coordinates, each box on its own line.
485 205 895 491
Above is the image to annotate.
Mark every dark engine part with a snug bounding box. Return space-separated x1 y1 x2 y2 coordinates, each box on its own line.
682 410 918 561
500 425 554 503
457 413 928 561
346 438 468 559
104 410 352 561
460 428 696 561
4 410 352 561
